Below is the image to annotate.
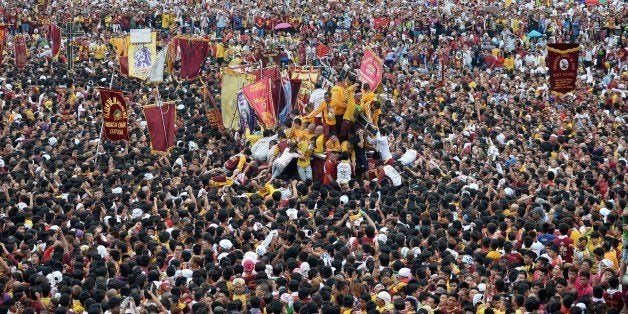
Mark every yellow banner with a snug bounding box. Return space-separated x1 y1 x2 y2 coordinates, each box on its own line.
221 68 255 130
128 32 157 80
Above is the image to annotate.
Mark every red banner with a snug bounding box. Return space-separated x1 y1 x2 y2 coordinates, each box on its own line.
242 78 277 128
359 47 383 90
0 24 6 67
48 24 61 59
177 37 210 79
143 102 177 153
546 43 580 95
14 34 28 70
99 89 130 141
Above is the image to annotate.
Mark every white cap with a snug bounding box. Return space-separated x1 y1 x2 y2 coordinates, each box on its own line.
477 283 487 292
46 271 63 286
377 291 391 304
398 268 412 278
472 293 484 305
219 239 233 250
131 208 144 219
339 195 349 205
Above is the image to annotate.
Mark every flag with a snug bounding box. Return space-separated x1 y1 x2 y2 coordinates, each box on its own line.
47 23 61 59
289 67 320 114
111 36 130 75
359 47 383 90
177 37 210 79
237 92 254 131
546 43 580 95
99 88 130 141
128 31 157 80
248 66 281 118
0 24 6 67
278 75 292 124
148 47 167 83
221 68 255 130
242 78 277 128
143 102 177 153
14 34 28 70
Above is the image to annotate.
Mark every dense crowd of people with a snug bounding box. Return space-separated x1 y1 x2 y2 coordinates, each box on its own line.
0 0 626 313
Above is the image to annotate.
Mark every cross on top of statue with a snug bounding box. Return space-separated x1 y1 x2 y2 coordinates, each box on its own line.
64 22 85 71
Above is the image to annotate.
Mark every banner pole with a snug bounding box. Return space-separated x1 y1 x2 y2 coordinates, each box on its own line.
94 120 104 165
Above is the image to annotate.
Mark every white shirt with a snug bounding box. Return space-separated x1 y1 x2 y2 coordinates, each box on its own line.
309 88 326 117
274 148 299 168
383 165 402 186
368 132 392 161
398 149 418 166
251 135 278 162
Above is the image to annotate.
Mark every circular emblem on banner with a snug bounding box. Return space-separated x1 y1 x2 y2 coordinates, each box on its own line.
559 58 569 71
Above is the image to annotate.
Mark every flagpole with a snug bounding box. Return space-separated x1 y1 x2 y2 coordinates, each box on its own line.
94 121 104 165
109 71 115 88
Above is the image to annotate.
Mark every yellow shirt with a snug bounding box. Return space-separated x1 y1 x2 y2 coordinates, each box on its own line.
503 57 515 70
343 92 358 122
245 128 263 145
216 44 226 59
162 13 170 29
604 251 619 270
314 135 325 154
289 127 308 141
297 141 312 167
331 85 347 115
325 139 341 152
94 44 107 60
306 101 336 125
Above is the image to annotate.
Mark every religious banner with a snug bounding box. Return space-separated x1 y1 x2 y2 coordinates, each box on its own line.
249 66 281 115
546 43 580 95
149 47 167 83
177 37 210 79
143 102 177 153
237 92 254 131
14 34 28 70
289 67 320 114
221 68 255 130
359 47 383 90
128 31 157 80
99 88 130 141
48 23 62 59
242 78 277 128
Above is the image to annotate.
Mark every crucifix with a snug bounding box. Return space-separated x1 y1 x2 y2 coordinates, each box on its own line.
64 21 84 71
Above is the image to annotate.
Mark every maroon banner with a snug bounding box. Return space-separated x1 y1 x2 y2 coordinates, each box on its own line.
242 78 277 128
359 47 383 90
248 67 281 115
99 89 130 141
177 37 210 79
546 43 580 95
14 34 28 70
143 102 177 153
48 24 61 59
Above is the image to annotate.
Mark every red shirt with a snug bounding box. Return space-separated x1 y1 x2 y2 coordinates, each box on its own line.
552 236 574 263
323 158 337 185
